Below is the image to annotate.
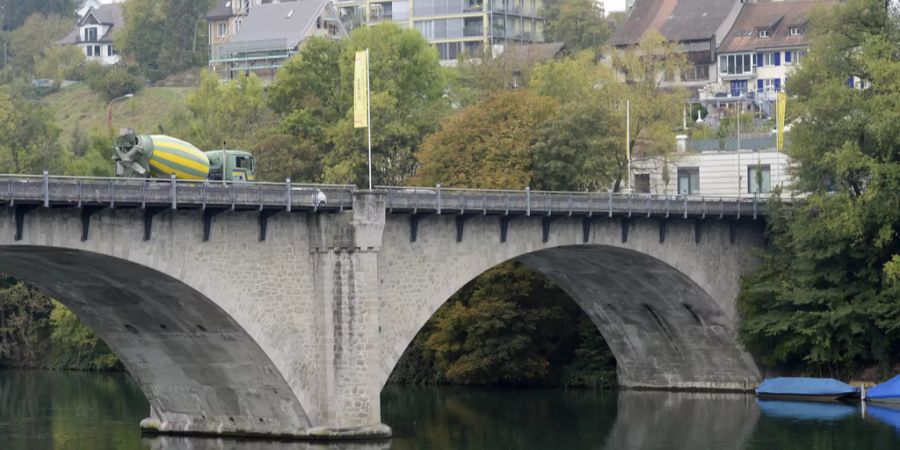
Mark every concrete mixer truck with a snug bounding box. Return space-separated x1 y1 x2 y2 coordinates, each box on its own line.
113 131 257 181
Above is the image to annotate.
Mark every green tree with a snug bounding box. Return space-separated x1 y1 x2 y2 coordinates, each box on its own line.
413 90 557 189
0 0 75 31
64 130 115 177
184 70 269 151
6 13 74 76
0 88 63 174
116 0 214 78
34 45 86 82
738 0 900 375
542 0 611 51
46 301 119 370
0 278 52 367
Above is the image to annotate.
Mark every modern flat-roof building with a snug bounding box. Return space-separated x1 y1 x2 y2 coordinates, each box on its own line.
336 0 546 63
207 0 346 82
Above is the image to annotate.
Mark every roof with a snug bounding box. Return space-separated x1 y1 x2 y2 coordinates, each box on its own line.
229 0 329 46
57 3 124 44
718 2 834 53
500 42 566 71
207 0 234 20
609 0 739 46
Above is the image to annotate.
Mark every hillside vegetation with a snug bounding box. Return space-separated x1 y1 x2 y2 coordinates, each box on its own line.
44 84 192 149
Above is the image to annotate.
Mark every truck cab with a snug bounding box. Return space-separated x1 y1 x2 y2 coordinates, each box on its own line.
205 150 257 181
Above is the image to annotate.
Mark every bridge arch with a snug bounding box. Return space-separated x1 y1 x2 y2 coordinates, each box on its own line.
376 214 762 392
0 245 310 435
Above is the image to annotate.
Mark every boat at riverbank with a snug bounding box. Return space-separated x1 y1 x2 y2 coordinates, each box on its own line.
866 375 900 404
755 377 859 402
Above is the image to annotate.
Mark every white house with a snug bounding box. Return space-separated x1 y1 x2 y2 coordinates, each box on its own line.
712 2 833 100
76 0 126 19
631 134 793 199
58 4 125 65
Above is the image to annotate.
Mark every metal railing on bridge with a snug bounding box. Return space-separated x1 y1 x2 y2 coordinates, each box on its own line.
1 173 355 212
380 186 771 220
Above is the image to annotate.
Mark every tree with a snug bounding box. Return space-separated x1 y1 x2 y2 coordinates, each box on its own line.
413 90 557 189
542 0 611 51
34 45 85 82
6 13 74 76
738 0 900 375
0 278 52 367
0 88 63 174
184 70 269 151
0 0 75 31
269 23 448 187
116 0 214 78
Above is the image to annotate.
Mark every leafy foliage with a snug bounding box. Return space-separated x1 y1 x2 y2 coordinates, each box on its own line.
5 13 74 76
184 70 269 151
46 301 120 370
0 0 75 31
0 87 63 173
738 0 900 376
542 0 612 51
116 0 214 79
0 278 51 367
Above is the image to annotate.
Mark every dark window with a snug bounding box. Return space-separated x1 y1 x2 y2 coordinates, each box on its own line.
85 27 98 41
107 45 114 56
677 167 700 195
634 174 651 194
748 165 771 194
86 45 93 56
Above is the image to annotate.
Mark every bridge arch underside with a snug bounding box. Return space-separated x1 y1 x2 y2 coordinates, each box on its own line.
0 246 310 436
381 242 760 392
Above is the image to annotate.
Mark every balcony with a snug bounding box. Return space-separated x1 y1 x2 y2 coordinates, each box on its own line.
464 24 483 37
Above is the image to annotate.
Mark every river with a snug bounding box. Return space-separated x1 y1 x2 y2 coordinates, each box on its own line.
1 370 899 449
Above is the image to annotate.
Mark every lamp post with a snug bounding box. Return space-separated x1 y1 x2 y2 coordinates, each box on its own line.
106 93 134 134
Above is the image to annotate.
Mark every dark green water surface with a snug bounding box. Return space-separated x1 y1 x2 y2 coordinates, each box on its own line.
2 370 900 449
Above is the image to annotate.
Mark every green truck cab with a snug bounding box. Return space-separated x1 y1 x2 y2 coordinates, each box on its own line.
205 150 257 182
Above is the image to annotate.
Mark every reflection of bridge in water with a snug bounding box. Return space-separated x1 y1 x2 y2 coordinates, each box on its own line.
2 174 771 439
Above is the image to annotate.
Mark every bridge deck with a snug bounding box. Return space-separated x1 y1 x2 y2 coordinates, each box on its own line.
0 175 771 219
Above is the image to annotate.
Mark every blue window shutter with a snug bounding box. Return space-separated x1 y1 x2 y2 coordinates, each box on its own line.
774 52 781 66
756 53 763 66
774 79 781 90
785 51 792 63
757 79 764 91
847 77 855 87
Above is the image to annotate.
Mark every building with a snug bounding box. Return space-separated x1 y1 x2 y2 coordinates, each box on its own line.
58 3 124 65
712 1 831 111
631 134 793 198
352 0 546 63
207 0 346 82
607 0 744 93
76 0 126 18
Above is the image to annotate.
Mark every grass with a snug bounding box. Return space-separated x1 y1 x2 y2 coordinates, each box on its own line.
44 83 193 146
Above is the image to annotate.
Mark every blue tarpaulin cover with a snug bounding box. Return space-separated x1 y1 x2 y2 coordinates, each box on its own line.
756 377 859 396
868 375 900 400
757 400 856 421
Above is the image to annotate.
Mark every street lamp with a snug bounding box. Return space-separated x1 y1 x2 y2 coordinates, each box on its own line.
106 93 134 134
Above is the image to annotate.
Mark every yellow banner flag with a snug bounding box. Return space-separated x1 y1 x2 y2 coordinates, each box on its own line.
354 50 369 129
776 90 787 151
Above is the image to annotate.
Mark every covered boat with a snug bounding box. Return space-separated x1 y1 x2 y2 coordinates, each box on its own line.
755 377 859 402
867 405 900 433
867 375 900 404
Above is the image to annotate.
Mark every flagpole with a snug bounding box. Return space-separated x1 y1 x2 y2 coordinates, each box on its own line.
366 48 372 191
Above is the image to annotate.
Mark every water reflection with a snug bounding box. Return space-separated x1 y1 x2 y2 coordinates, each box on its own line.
5 371 900 449
602 391 759 450
757 400 856 421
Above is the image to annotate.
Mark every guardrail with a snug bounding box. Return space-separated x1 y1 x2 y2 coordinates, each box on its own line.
380 186 770 220
0 173 356 212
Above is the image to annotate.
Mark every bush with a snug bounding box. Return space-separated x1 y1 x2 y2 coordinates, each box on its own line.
85 64 145 100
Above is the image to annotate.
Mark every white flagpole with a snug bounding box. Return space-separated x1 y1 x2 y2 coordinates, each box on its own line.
366 48 373 191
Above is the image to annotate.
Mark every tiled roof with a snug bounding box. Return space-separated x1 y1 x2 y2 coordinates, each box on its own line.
229 0 329 46
501 42 566 70
58 3 124 44
608 0 739 46
718 1 835 53
208 0 234 20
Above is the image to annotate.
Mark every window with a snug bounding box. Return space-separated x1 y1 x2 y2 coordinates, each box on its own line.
85 27 98 41
790 27 802 36
677 167 700 195
762 52 780 66
759 29 769 38
748 165 771 194
107 45 114 56
784 51 792 64
235 156 253 169
86 45 93 56
795 49 807 64
634 174 651 194
218 22 227 37
719 53 753 75
94 45 101 57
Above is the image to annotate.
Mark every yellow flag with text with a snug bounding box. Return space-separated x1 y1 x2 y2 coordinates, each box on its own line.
776 91 786 151
354 50 369 129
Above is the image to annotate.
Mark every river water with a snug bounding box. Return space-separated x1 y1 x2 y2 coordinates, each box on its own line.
2 370 900 449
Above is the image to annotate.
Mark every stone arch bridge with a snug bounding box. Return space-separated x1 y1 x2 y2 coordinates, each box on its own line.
0 175 769 439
